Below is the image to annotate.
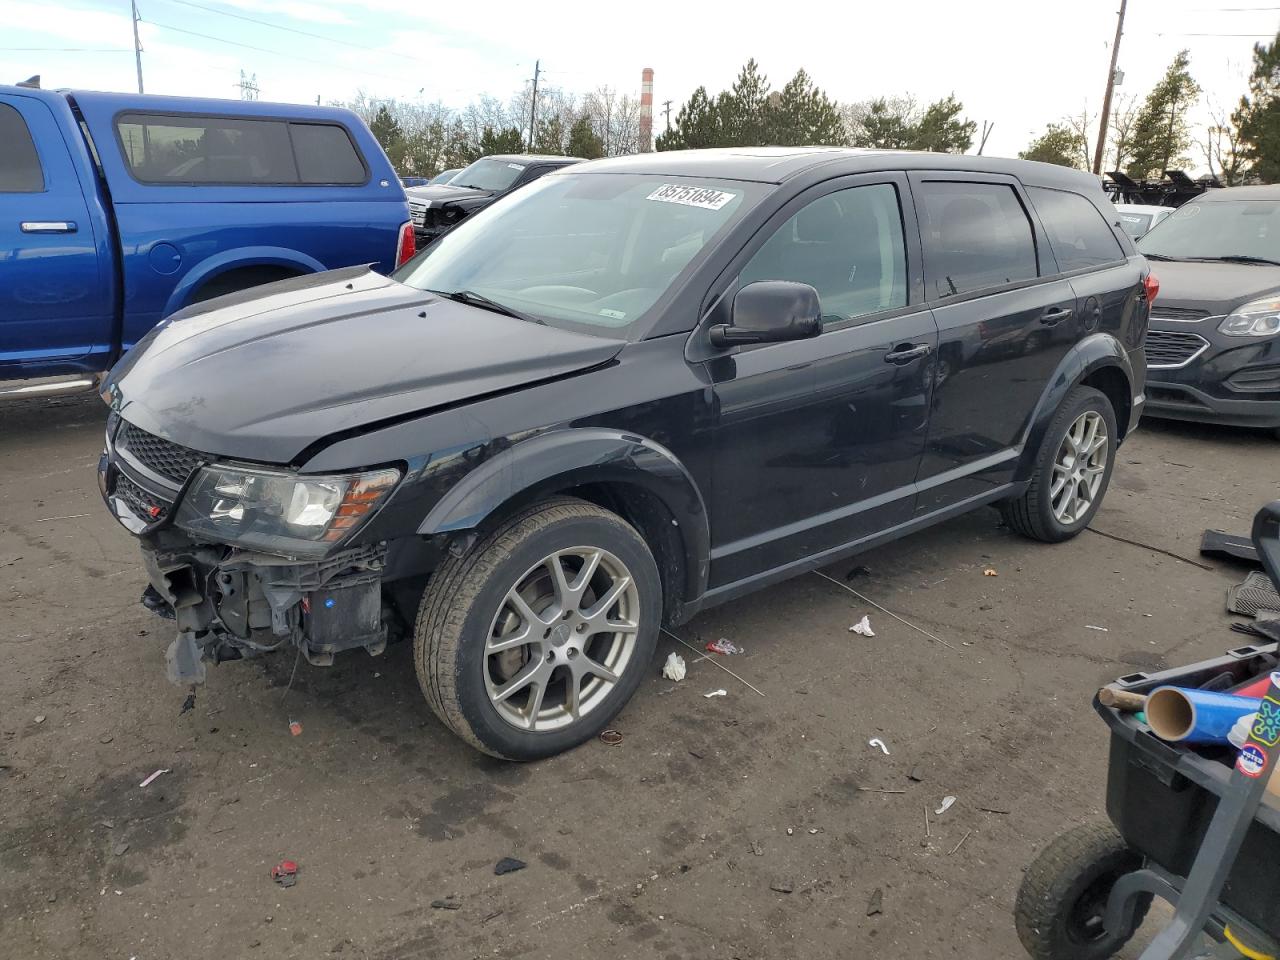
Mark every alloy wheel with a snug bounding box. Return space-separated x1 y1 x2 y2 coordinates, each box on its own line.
483 547 640 732
1050 410 1109 525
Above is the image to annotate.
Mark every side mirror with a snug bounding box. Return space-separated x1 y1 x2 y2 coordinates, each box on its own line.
709 280 824 349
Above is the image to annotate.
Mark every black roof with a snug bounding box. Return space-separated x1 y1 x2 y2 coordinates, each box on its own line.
566 146 1103 191
1196 185 1280 202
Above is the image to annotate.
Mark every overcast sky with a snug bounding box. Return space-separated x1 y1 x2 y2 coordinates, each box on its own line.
2 0 1276 168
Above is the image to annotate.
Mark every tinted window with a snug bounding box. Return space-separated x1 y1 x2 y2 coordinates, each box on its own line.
916 181 1038 298
740 183 908 323
1029 187 1125 271
0 103 44 192
290 123 366 184
117 113 297 184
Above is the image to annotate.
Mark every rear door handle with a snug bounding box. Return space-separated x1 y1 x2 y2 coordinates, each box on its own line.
885 343 931 365
21 221 77 234
1041 306 1073 326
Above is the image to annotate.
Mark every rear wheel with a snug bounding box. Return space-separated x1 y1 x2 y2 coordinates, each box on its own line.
1002 386 1117 543
414 497 661 760
1015 822 1150 960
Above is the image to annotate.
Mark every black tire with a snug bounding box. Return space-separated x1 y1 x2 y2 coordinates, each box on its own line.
414 497 661 760
1001 385 1117 543
1015 822 1150 960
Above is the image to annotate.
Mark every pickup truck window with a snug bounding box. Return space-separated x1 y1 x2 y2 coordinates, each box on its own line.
0 104 44 192
115 113 366 186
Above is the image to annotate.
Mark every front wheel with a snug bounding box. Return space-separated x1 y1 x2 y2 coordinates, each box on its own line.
1001 385 1117 543
414 497 661 760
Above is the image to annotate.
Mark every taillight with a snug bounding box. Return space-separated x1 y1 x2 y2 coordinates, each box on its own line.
395 221 416 268
1143 272 1159 303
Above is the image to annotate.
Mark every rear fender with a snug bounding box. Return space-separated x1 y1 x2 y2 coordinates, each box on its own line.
1016 333 1136 482
162 246 326 317
417 428 710 604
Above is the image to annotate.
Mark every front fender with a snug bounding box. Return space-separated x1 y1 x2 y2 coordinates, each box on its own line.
162 246 327 317
418 427 711 603
1016 333 1137 481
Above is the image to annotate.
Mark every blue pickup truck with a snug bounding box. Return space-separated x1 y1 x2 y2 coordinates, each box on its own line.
0 86 412 396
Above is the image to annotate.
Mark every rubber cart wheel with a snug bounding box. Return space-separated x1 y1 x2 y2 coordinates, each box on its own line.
1015 821 1151 960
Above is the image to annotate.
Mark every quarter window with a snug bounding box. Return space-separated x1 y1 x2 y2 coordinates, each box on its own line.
916 181 1038 298
0 103 44 192
740 183 908 323
115 113 366 185
1029 186 1125 271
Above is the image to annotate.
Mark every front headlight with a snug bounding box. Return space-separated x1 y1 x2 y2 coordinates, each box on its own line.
1219 296 1280 337
175 465 400 558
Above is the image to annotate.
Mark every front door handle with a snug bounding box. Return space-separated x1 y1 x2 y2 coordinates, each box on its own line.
21 221 77 234
885 343 931 365
1041 306 1073 326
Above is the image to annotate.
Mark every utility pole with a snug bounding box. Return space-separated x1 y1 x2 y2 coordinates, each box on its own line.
527 59 541 153
662 99 673 132
977 120 994 155
131 0 145 94
1092 0 1127 175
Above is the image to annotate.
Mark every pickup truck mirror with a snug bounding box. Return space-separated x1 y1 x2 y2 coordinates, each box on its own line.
709 281 824 349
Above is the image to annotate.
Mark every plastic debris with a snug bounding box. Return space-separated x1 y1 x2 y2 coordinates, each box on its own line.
179 692 196 715
494 857 526 876
983 568 998 577
908 765 926 783
34 715 46 724
705 638 743 656
935 795 957 816
703 689 727 699
849 615 875 637
1084 625 1109 632
867 888 884 916
661 652 687 682
431 897 462 910
138 768 171 788
868 737 890 755
751 841 764 856
271 860 299 888
769 878 794 894
786 827 794 836
288 720 303 737
599 729 624 746
112 841 130 857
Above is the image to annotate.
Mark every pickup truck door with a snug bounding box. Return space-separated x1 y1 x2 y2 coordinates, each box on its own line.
0 92 111 372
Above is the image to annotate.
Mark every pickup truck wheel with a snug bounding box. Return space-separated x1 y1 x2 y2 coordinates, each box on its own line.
414 497 661 760
1001 386 1117 543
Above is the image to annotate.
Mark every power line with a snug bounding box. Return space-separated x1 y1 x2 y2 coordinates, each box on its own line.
159 0 423 64
0 47 132 52
1153 31 1276 36
140 18 414 85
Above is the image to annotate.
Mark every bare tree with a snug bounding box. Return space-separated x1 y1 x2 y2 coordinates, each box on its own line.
583 86 642 156
1107 94 1139 173
1201 99 1249 185
1065 107 1096 171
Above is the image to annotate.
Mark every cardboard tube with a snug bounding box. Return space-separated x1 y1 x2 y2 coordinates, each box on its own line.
1146 687 1262 744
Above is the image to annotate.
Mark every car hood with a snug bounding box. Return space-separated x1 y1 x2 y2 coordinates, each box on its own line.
1148 259 1280 319
103 267 624 465
404 183 494 206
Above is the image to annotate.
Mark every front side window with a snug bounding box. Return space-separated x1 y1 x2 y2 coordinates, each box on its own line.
0 103 44 192
394 174 763 337
1029 187 1125 271
1139 200 1280 263
740 183 908 323
916 181 1038 298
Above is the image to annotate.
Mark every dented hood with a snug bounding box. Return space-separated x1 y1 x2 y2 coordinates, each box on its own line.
103 267 624 464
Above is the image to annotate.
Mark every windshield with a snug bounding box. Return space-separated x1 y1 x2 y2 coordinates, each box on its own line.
1139 200 1280 260
429 168 458 184
1117 213 1152 238
449 157 529 191
393 173 757 336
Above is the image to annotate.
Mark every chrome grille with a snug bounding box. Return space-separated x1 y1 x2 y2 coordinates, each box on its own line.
1146 330 1209 368
116 421 203 485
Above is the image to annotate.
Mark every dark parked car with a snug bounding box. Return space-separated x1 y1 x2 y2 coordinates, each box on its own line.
98 148 1151 759
1137 185 1280 435
405 153 579 244
429 167 461 185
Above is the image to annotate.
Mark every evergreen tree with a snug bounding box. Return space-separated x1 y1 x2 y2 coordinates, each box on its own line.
720 58 771 145
848 97 918 149
911 95 976 153
768 69 845 146
655 86 725 150
1125 50 1201 178
534 115 566 154
369 104 406 169
1234 31 1280 183
479 126 525 156
1019 124 1086 167
566 116 605 159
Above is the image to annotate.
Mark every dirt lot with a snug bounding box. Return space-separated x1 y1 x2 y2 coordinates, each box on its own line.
2 394 1277 960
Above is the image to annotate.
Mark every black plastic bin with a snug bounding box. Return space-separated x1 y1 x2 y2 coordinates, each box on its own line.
1099 641 1280 939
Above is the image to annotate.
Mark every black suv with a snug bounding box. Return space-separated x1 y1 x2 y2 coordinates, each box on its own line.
1137 186 1280 435
99 148 1151 759
405 153 580 244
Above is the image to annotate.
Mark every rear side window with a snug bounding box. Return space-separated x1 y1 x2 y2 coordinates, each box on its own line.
115 113 365 185
916 181 1038 298
290 123 367 184
1029 187 1126 271
0 103 44 192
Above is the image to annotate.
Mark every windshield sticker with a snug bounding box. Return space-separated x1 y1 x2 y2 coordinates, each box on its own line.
599 308 627 320
507 163 526 170
1120 215 1142 222
646 184 736 211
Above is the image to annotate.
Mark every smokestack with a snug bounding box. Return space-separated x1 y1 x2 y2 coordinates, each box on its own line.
639 67 654 152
